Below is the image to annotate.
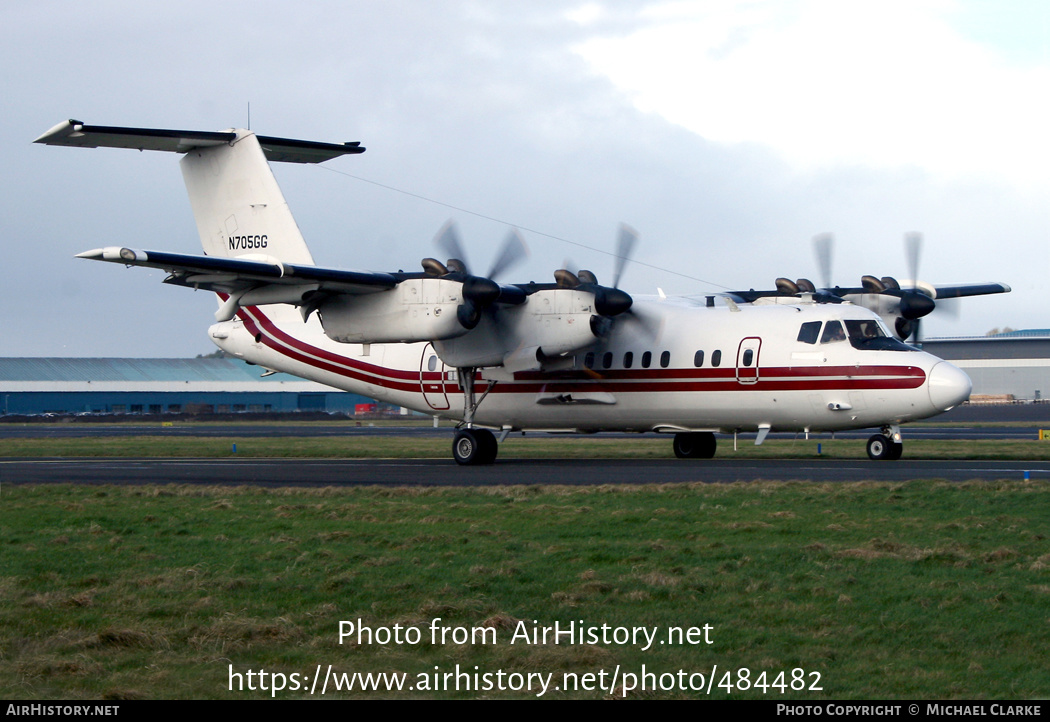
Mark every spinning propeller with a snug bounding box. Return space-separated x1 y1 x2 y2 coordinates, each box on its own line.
422 221 528 329
776 233 944 340
554 224 638 337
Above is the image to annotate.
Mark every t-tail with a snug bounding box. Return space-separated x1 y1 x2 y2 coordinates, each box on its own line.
34 119 365 264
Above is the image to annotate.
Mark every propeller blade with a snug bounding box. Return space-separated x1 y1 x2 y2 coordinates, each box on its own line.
812 233 834 289
895 317 916 341
616 303 663 344
434 220 470 276
487 228 529 281
904 232 922 289
612 223 638 289
936 296 961 319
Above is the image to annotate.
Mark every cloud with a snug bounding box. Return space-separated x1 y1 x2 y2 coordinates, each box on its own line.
574 0 1050 187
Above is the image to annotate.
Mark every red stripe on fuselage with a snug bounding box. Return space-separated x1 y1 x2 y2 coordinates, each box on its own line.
234 305 926 395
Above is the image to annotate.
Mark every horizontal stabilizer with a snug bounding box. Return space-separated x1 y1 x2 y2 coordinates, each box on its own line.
34 120 364 163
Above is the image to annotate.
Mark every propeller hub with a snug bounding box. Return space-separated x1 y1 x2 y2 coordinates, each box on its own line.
594 287 633 317
900 291 936 319
462 276 500 307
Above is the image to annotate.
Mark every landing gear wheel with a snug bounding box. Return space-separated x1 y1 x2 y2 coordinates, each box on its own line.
452 428 498 466
673 432 717 459
866 434 903 461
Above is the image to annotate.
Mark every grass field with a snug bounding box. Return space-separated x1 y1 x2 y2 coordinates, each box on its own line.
2 479 1048 699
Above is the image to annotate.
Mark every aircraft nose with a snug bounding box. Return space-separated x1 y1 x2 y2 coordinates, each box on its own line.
928 361 972 412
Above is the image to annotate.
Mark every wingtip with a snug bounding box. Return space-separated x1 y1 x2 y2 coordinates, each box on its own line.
34 119 84 144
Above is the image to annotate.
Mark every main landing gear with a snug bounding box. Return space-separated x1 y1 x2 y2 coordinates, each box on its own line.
452 427 498 465
672 432 717 459
452 366 500 466
866 425 904 461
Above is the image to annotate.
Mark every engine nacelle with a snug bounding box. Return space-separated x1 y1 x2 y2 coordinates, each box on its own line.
435 288 599 368
317 278 469 343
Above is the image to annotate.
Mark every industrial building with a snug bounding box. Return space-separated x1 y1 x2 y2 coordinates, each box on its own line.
922 330 1050 401
0 357 377 416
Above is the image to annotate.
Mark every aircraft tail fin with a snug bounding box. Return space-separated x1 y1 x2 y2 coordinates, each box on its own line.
179 132 315 263
34 120 365 265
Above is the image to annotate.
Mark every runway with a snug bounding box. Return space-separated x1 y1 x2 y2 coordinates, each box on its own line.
3 456 1047 486
3 405 1048 486
2 403 1048 441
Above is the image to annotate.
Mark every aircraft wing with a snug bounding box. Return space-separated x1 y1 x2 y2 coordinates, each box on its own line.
727 281 1011 302
930 282 1012 299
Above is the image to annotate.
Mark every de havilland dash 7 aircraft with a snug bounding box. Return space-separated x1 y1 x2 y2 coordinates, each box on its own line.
35 119 1011 465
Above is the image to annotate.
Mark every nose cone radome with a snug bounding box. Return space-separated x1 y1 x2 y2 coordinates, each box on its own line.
928 361 972 412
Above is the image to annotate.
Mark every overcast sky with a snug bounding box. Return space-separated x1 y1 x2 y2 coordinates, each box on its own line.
3 0 1047 357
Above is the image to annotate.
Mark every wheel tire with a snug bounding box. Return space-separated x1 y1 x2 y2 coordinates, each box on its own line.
866 434 902 461
475 428 498 464
886 441 903 461
452 428 497 466
673 432 717 459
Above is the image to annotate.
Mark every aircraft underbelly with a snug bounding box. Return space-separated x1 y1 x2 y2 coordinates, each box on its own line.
470 386 927 432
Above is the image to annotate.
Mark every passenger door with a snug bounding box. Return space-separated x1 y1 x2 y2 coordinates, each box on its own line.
419 344 450 410
736 337 762 385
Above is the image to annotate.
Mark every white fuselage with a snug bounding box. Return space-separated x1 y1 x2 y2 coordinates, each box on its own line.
209 295 971 435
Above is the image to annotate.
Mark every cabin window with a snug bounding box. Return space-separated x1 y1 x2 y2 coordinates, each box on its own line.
797 321 821 345
641 351 652 368
427 355 438 372
623 351 634 368
660 351 671 368
602 351 613 369
742 348 754 366
693 350 705 367
584 352 595 369
712 350 722 367
820 321 846 344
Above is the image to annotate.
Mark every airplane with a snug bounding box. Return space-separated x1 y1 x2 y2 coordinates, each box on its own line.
35 119 1007 465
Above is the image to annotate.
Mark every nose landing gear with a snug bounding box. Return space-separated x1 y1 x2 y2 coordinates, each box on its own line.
867 425 903 460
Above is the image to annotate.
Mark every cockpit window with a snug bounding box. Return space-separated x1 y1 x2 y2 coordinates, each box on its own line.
820 320 846 344
797 321 821 344
844 319 916 351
